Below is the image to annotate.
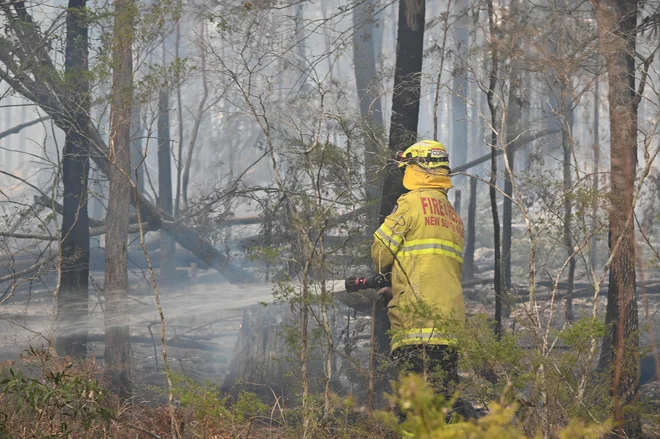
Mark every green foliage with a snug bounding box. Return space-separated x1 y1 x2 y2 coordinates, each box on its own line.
0 346 112 438
377 374 612 439
169 372 267 436
170 372 230 424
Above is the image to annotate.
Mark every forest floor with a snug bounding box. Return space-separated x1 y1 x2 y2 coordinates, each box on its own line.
1 248 659 407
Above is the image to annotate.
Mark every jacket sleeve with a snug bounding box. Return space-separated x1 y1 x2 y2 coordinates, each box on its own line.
371 195 413 273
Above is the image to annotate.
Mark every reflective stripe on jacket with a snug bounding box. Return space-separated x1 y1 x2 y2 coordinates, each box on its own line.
371 189 465 353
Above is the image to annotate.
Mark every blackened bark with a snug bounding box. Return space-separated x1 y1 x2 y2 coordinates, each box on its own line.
56 0 90 358
158 90 176 279
462 177 477 280
104 0 134 399
377 0 425 225
592 0 640 436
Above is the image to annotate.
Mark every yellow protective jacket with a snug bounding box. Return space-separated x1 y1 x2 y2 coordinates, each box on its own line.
371 188 465 353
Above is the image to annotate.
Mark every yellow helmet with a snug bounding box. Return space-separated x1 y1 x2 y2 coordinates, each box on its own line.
397 140 452 191
396 140 450 171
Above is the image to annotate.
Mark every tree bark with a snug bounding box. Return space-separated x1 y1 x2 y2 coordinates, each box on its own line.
352 0 384 228
591 0 640 436
158 89 176 280
104 0 134 399
56 0 90 358
377 0 426 224
462 177 477 280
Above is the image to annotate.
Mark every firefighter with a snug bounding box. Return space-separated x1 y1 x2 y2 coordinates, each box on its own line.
371 139 465 398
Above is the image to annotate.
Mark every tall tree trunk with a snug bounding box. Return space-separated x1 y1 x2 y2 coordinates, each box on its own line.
451 0 469 187
486 0 502 338
352 0 384 228
463 177 477 280
592 0 640 436
104 0 134 399
56 0 90 358
378 0 425 224
158 88 175 279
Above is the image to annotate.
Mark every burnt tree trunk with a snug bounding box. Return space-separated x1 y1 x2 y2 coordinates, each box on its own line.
56 0 91 358
104 0 134 399
377 0 426 224
592 0 641 436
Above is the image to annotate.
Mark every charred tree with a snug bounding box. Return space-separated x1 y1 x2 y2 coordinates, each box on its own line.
56 0 91 358
377 0 426 224
591 0 641 436
104 0 134 399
